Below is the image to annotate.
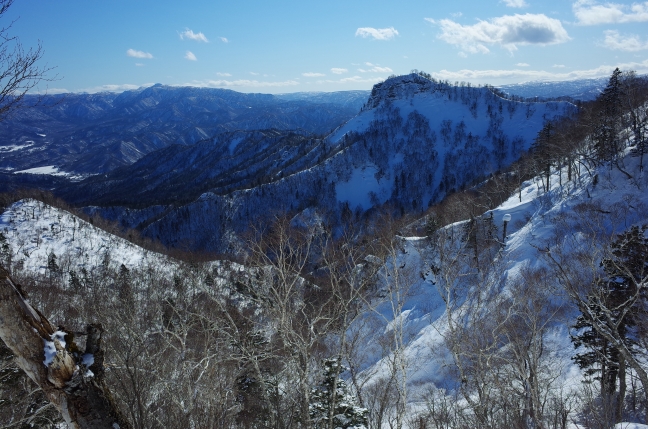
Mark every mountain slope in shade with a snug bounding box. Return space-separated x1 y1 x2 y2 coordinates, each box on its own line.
0 85 364 176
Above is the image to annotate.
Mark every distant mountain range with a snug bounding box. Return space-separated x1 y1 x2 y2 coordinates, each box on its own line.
0 85 369 176
498 77 609 101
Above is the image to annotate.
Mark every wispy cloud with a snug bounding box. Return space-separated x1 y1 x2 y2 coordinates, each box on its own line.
317 76 385 84
220 37 229 43
185 79 300 88
331 68 348 74
553 64 566 68
185 51 197 61
602 29 648 51
573 0 648 25
249 72 260 76
179 29 209 42
302 72 326 77
41 88 70 95
516 62 530 66
430 59 648 83
502 0 528 7
426 14 570 54
127 49 153 59
80 83 154 93
135 63 144 67
355 27 399 40
358 66 393 73
216 72 232 77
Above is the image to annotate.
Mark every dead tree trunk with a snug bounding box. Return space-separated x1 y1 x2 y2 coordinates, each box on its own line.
0 268 131 429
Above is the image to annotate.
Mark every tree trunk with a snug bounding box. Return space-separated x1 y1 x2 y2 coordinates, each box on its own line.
0 267 131 429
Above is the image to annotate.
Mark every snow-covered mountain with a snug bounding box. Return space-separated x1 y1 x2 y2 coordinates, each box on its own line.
498 77 609 101
61 74 576 252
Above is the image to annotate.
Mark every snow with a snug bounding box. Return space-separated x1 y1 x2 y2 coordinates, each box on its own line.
13 165 70 177
228 135 245 154
335 165 392 210
0 199 177 276
43 330 67 366
0 141 34 153
82 353 94 367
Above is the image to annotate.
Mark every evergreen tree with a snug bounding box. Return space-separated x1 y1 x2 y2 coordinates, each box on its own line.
68 269 82 291
47 251 59 274
571 225 648 421
117 263 133 305
309 358 368 429
0 232 11 270
594 68 624 162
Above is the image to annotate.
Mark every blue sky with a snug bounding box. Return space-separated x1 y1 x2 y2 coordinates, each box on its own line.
6 0 648 93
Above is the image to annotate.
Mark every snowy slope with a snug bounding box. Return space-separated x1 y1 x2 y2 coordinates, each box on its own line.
352 149 648 422
0 199 178 276
326 73 575 212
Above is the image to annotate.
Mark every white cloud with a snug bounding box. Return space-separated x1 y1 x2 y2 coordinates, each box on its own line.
80 83 154 93
358 66 393 73
573 0 648 25
430 58 648 83
302 72 326 77
41 88 70 95
249 72 260 76
331 68 348 74
553 64 566 68
185 51 197 61
186 79 300 88
451 12 463 18
426 14 570 54
127 49 153 59
220 37 229 43
135 63 144 67
179 29 209 42
603 29 648 51
316 76 385 85
355 27 399 40
516 62 530 66
216 72 232 77
502 0 528 7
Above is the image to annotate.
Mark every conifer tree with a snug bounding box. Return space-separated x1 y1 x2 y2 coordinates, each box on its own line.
309 358 368 429
571 225 648 422
594 68 624 162
0 232 11 270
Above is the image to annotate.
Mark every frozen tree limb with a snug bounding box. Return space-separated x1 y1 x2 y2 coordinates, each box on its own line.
0 267 131 429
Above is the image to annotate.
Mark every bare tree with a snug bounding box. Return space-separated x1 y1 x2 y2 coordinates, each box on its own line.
0 267 131 429
0 0 55 121
541 200 648 424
